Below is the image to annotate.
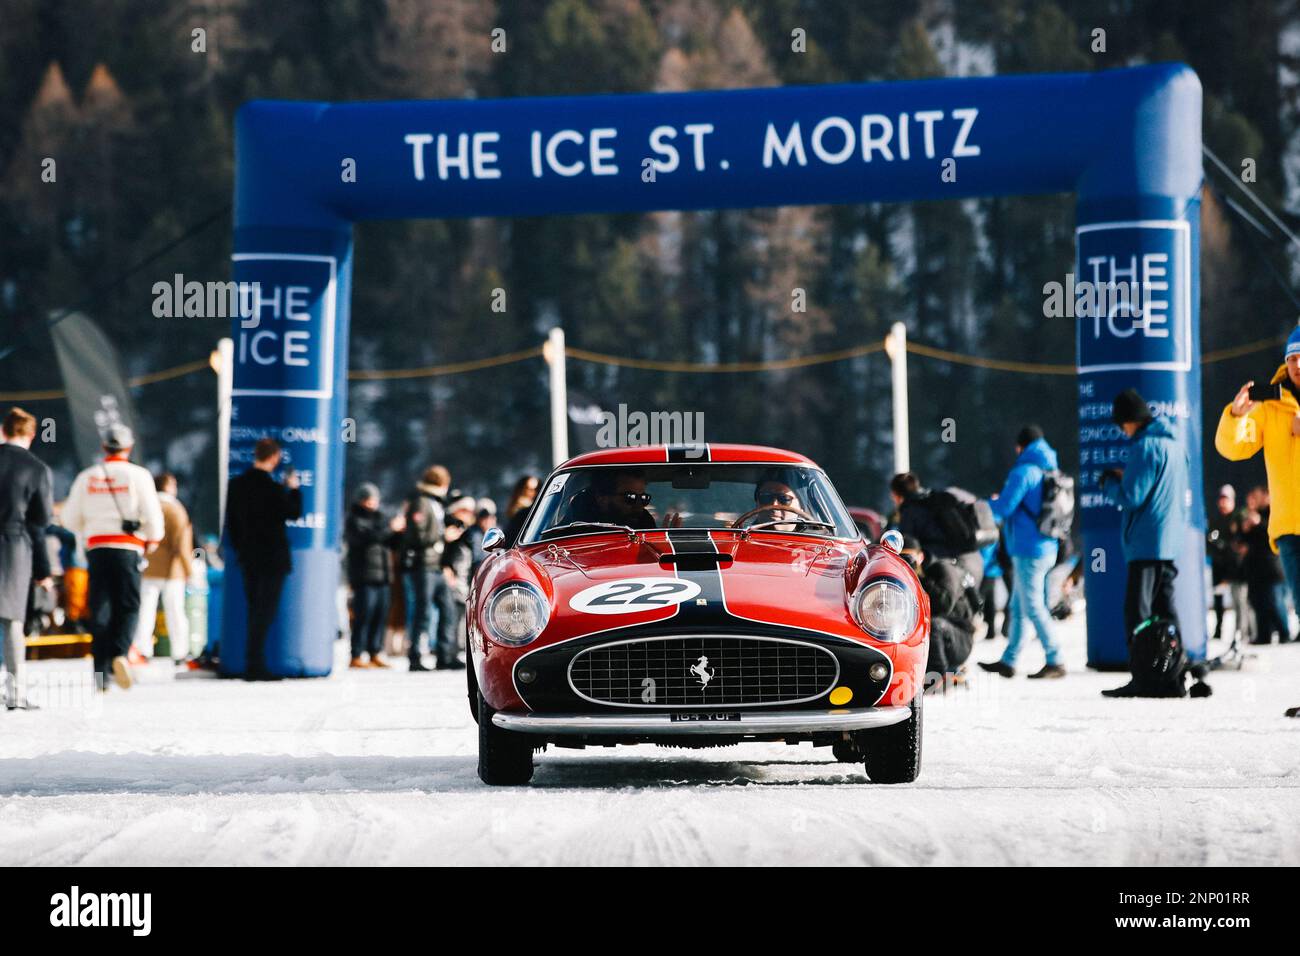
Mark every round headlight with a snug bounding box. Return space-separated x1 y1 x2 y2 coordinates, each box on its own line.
484 582 550 646
851 578 917 643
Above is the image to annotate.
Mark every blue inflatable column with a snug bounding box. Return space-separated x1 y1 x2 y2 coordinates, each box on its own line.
1074 63 1205 667
220 226 353 677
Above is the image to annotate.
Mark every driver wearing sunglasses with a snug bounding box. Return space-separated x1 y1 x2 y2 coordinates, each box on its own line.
753 479 805 531
592 471 658 529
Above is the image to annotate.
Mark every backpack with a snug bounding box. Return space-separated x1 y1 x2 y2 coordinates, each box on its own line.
1129 617 1187 697
925 488 998 553
1035 470 1075 540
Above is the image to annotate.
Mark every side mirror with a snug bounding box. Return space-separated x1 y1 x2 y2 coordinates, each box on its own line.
482 527 506 552
879 529 904 553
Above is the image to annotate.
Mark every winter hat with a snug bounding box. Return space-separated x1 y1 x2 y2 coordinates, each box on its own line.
1016 425 1044 448
355 482 380 503
1111 388 1153 426
1286 323 1300 358
448 495 477 516
102 422 134 452
1217 484 1236 503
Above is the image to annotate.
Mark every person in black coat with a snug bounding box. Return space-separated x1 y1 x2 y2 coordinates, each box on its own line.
500 474 539 546
889 472 984 587
0 408 53 709
224 437 302 679
900 536 977 692
1206 484 1248 643
1241 486 1293 644
399 465 463 670
344 483 403 668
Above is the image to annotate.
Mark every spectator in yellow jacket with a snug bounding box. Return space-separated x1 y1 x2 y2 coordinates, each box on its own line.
1215 325 1300 613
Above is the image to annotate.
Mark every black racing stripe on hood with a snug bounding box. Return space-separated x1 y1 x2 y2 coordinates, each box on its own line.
664 529 732 628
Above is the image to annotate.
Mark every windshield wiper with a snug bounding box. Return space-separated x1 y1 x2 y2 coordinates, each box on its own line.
539 521 638 540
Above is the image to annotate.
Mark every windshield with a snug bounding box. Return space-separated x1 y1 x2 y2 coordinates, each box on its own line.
518 463 858 543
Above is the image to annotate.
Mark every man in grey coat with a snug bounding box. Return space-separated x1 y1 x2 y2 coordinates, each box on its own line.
0 407 54 710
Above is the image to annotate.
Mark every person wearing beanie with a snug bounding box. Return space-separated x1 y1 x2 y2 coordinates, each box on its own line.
1216 324 1300 628
398 464 463 670
466 498 498 577
1016 424 1044 447
1100 388 1192 697
344 483 405 668
1110 388 1152 429
979 424 1066 680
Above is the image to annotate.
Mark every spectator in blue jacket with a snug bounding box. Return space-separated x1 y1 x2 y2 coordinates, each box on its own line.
1100 388 1191 698
979 425 1064 679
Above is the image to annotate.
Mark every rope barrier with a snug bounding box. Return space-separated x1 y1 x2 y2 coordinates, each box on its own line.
0 356 214 401
1 330 1289 403
903 341 1075 375
127 358 212 387
348 345 544 381
1200 335 1289 364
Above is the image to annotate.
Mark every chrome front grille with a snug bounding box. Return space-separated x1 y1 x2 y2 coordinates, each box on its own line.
567 635 838 708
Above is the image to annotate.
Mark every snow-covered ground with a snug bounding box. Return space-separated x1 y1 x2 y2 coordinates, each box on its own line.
2 614 1298 866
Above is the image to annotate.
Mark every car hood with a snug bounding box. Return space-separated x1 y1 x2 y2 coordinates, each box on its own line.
515 530 885 643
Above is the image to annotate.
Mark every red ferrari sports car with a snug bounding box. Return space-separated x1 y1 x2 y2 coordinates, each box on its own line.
468 444 930 785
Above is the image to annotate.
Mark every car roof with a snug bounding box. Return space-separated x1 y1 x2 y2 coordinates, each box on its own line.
561 444 819 469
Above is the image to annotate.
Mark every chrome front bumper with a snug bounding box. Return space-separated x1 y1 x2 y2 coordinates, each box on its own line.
492 706 911 736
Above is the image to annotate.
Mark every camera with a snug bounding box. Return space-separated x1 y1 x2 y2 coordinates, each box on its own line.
121 518 142 535
1248 384 1276 403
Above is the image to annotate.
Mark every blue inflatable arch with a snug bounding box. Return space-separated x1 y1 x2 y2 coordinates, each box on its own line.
226 63 1203 675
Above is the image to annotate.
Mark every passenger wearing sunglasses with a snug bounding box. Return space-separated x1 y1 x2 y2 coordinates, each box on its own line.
591 471 658 530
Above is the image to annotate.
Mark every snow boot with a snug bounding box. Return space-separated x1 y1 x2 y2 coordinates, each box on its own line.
1027 664 1066 679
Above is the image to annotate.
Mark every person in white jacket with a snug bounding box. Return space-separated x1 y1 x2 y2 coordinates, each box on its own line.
61 424 164 691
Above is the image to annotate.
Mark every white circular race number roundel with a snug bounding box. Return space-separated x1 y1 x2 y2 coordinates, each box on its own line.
568 577 702 615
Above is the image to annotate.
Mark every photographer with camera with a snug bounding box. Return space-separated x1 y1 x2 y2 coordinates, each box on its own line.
225 438 303 680
1099 389 1191 698
899 536 978 693
1215 325 1300 622
62 424 164 692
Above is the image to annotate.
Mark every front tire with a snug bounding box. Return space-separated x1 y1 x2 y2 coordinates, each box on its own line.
477 692 535 785
831 738 861 763
860 696 923 784
466 658 479 723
